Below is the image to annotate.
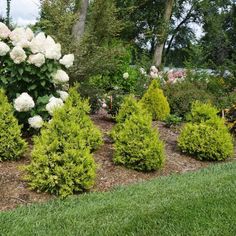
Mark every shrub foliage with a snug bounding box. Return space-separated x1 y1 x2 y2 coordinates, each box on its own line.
113 106 165 171
0 89 27 161
141 79 170 121
178 102 234 161
25 87 102 197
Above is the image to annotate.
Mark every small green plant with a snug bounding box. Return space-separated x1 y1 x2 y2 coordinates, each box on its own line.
178 98 233 161
141 79 170 120
0 89 27 161
186 101 219 123
25 87 102 197
113 108 165 172
111 95 147 140
164 114 182 127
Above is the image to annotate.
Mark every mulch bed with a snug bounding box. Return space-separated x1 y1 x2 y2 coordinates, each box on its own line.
0 114 235 211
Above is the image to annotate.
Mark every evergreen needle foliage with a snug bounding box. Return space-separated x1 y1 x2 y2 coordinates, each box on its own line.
113 105 165 171
111 95 146 140
25 87 102 197
140 80 170 121
0 89 27 161
178 102 234 161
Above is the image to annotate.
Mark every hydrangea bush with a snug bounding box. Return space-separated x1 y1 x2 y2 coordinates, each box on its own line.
0 22 74 129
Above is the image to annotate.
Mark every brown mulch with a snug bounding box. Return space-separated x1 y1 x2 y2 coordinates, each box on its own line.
0 114 235 211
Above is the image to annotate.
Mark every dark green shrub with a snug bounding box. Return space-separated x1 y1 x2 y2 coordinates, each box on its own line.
164 114 182 128
186 101 219 123
141 79 170 121
178 117 234 161
25 87 102 197
113 109 165 171
0 89 27 161
163 80 214 117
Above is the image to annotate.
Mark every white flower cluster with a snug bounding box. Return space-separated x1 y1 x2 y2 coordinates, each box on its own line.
53 70 69 84
0 22 11 39
150 66 159 79
28 115 44 129
123 72 129 79
0 23 74 70
46 97 64 115
14 93 35 112
57 90 69 101
0 22 74 129
59 54 75 68
28 53 45 67
10 46 27 64
0 42 10 56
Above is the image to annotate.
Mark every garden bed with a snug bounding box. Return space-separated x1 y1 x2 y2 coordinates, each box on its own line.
0 114 235 211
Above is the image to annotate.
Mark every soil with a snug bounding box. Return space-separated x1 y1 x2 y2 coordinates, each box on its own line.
0 114 235 211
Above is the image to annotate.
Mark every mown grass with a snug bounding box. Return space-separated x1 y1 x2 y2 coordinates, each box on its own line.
1 162 236 236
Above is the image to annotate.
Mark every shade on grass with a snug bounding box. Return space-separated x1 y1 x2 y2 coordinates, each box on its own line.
1 162 236 236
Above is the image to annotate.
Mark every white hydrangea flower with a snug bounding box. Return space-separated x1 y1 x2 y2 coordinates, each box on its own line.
140 68 147 75
28 115 44 129
0 42 10 56
28 53 45 67
25 27 34 41
150 65 158 73
57 90 69 101
10 27 26 45
123 72 129 79
46 97 64 115
30 32 46 54
10 46 27 64
15 39 31 48
0 22 11 39
43 36 61 60
14 92 35 112
59 54 74 68
150 71 158 79
53 69 69 83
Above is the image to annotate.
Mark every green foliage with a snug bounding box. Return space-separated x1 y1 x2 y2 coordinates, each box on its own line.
186 101 218 123
178 119 234 161
113 108 165 172
164 114 182 128
111 95 144 140
25 87 102 197
115 95 142 123
0 89 27 161
35 0 76 53
163 78 214 117
75 0 125 79
141 79 170 121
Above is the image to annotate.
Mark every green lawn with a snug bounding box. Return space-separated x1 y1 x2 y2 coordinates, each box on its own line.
1 162 236 236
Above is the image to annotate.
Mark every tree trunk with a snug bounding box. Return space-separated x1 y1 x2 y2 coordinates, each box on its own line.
153 0 174 68
72 0 89 42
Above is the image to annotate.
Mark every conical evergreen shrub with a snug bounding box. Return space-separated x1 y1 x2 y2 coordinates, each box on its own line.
0 89 27 161
111 95 147 140
25 87 102 197
178 102 234 161
113 107 165 172
140 79 170 120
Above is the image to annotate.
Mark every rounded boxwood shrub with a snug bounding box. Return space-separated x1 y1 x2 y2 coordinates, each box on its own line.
140 79 170 120
25 87 102 197
0 89 27 161
186 101 219 123
113 109 165 172
178 117 234 161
